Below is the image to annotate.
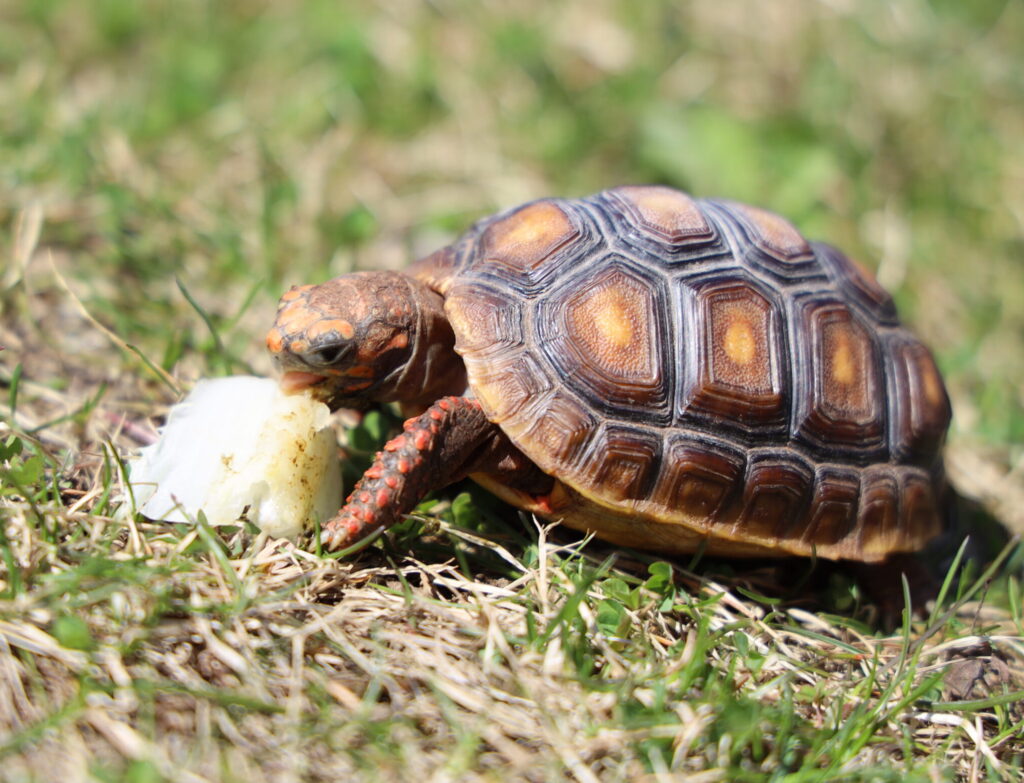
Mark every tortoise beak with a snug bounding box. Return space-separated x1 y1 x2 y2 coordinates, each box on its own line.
279 371 328 393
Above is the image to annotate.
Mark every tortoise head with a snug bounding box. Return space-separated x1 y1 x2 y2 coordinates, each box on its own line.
267 270 464 410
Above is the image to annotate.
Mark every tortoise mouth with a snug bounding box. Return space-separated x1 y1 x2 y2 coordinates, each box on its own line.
279 371 328 393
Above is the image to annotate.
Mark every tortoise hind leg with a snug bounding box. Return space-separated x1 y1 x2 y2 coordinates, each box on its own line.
323 396 549 550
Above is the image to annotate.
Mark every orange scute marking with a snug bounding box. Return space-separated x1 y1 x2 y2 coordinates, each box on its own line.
699 283 780 410
612 185 712 243
482 200 578 271
723 318 756 365
830 331 857 386
736 204 811 259
920 357 944 407
592 288 635 349
566 273 652 378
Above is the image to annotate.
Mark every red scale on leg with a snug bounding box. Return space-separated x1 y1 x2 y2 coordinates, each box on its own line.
323 396 499 549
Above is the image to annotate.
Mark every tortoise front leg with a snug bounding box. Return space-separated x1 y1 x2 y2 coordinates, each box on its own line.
323 396 535 550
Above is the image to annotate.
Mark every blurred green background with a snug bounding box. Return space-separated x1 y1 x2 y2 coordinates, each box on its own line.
2 0 1023 457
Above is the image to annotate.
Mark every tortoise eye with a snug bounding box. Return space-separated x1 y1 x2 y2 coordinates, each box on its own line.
306 342 352 367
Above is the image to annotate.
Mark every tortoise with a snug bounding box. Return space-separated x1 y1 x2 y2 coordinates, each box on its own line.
266 185 952 564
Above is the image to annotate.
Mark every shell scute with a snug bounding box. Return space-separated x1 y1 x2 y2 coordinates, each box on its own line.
466 352 553 426
815 242 898 324
447 280 525 356
804 466 861 546
728 201 813 262
734 450 814 541
651 435 745 524
791 296 886 457
606 185 715 246
680 276 787 432
887 337 952 463
539 258 671 420
858 467 901 553
520 390 596 471
475 199 586 292
586 424 661 503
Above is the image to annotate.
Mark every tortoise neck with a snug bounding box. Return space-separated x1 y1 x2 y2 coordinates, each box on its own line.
376 276 467 408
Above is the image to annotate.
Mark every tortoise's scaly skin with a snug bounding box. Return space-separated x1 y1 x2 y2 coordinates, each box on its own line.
272 186 952 563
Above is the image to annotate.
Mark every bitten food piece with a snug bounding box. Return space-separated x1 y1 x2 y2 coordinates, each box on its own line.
268 185 952 564
130 376 342 538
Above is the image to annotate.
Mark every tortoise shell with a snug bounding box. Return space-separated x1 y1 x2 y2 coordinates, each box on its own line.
412 186 951 562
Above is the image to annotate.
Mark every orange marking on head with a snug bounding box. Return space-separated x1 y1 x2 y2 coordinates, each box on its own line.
307 318 355 341
265 329 284 353
280 285 312 303
386 332 409 350
723 318 756 365
276 302 322 334
288 339 309 355
343 365 374 379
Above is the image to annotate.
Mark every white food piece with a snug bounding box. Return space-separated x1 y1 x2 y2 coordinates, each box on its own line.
129 376 342 538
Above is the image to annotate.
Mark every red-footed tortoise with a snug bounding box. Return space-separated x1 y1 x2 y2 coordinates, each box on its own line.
266 185 951 564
